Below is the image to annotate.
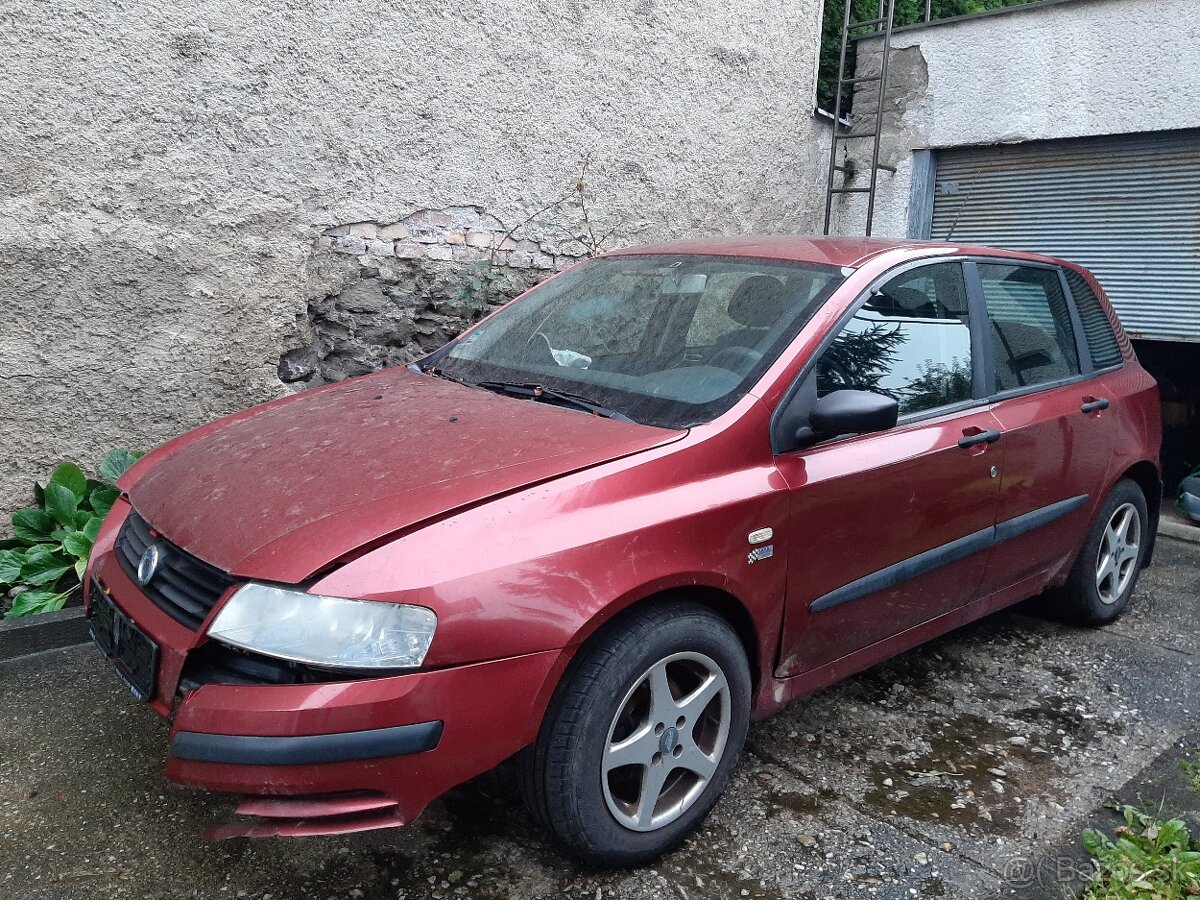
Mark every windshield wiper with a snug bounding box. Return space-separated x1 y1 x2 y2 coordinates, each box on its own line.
417 369 635 423
473 380 635 422
419 365 473 388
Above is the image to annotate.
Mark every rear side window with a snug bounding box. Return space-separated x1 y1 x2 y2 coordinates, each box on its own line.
978 264 1080 392
1064 269 1123 369
816 262 973 416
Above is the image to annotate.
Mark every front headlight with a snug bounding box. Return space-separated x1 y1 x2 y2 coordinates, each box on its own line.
207 583 437 669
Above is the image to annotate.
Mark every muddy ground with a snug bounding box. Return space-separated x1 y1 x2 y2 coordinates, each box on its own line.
2 537 1197 900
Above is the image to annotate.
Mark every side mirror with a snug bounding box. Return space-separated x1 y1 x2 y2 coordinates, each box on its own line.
796 390 899 444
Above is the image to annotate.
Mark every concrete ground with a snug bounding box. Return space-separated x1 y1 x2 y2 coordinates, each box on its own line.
1 537 1197 900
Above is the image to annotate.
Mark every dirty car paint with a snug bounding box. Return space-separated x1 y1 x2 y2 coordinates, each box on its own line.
122 367 684 582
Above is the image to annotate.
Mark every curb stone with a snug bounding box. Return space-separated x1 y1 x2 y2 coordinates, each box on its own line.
1159 517 1200 545
0 607 89 661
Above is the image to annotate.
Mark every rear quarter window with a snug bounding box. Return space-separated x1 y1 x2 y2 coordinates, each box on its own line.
1064 269 1123 369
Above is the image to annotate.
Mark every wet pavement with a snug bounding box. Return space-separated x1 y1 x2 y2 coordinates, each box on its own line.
1 537 1197 900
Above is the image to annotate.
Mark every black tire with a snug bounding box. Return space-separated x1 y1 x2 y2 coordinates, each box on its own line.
1053 478 1148 626
520 600 751 867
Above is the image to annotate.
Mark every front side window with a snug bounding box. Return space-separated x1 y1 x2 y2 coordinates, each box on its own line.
815 263 974 417
978 263 1081 391
435 255 846 429
1064 268 1123 369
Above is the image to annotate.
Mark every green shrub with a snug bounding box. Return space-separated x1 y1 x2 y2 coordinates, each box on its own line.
1083 805 1200 899
1 449 142 618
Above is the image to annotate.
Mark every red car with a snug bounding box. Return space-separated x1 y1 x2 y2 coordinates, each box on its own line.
86 237 1160 865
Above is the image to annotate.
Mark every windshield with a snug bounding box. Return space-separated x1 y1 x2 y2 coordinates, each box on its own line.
429 254 847 429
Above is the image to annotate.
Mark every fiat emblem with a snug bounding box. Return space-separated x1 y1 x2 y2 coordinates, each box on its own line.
137 544 163 586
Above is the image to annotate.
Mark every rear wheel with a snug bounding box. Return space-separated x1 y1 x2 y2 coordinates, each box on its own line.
521 601 751 866
1054 478 1148 625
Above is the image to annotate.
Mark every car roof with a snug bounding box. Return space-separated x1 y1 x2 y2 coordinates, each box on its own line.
603 235 1070 270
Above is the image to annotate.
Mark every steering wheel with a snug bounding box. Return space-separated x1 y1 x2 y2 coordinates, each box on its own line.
708 346 763 374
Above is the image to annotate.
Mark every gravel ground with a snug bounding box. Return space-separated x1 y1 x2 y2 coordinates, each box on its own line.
2 537 1197 900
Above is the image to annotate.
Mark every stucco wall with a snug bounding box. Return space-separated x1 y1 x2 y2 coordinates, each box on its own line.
0 0 830 520
831 0 1200 236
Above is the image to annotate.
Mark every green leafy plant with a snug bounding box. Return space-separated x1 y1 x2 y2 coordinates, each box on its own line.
457 258 515 309
1 449 142 618
1082 805 1200 899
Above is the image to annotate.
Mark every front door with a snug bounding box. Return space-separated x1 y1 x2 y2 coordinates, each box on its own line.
774 262 1003 676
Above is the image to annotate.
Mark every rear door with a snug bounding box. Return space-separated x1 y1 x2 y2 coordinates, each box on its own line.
970 260 1116 597
774 261 1004 676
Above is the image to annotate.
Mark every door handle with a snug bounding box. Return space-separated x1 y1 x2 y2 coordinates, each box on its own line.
958 428 1001 449
1081 397 1110 414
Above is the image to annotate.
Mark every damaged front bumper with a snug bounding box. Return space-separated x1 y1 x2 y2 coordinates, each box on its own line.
164 648 561 838
86 500 566 839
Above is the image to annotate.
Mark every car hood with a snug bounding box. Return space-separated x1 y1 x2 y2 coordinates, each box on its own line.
124 367 683 582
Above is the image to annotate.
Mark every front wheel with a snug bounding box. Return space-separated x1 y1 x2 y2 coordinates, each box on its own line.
521 601 751 866
1053 478 1148 625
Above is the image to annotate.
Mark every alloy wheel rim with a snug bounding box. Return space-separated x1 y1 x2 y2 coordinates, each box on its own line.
601 651 731 833
1096 502 1141 605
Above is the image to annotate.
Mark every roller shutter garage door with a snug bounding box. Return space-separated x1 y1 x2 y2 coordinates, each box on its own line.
931 129 1200 342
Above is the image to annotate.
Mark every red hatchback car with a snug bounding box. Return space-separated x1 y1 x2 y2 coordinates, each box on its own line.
86 237 1160 865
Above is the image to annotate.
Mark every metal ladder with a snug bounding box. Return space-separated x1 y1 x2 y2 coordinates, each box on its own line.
821 0 899 237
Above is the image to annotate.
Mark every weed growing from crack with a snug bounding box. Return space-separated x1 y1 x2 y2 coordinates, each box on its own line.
1082 804 1200 898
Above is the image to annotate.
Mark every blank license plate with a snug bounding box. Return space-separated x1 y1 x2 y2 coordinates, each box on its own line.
89 586 159 702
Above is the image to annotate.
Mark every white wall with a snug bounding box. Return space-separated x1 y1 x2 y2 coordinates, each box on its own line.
832 0 1200 237
0 0 830 518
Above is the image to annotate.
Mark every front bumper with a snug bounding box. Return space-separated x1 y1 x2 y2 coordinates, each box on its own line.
87 500 568 837
166 648 562 836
